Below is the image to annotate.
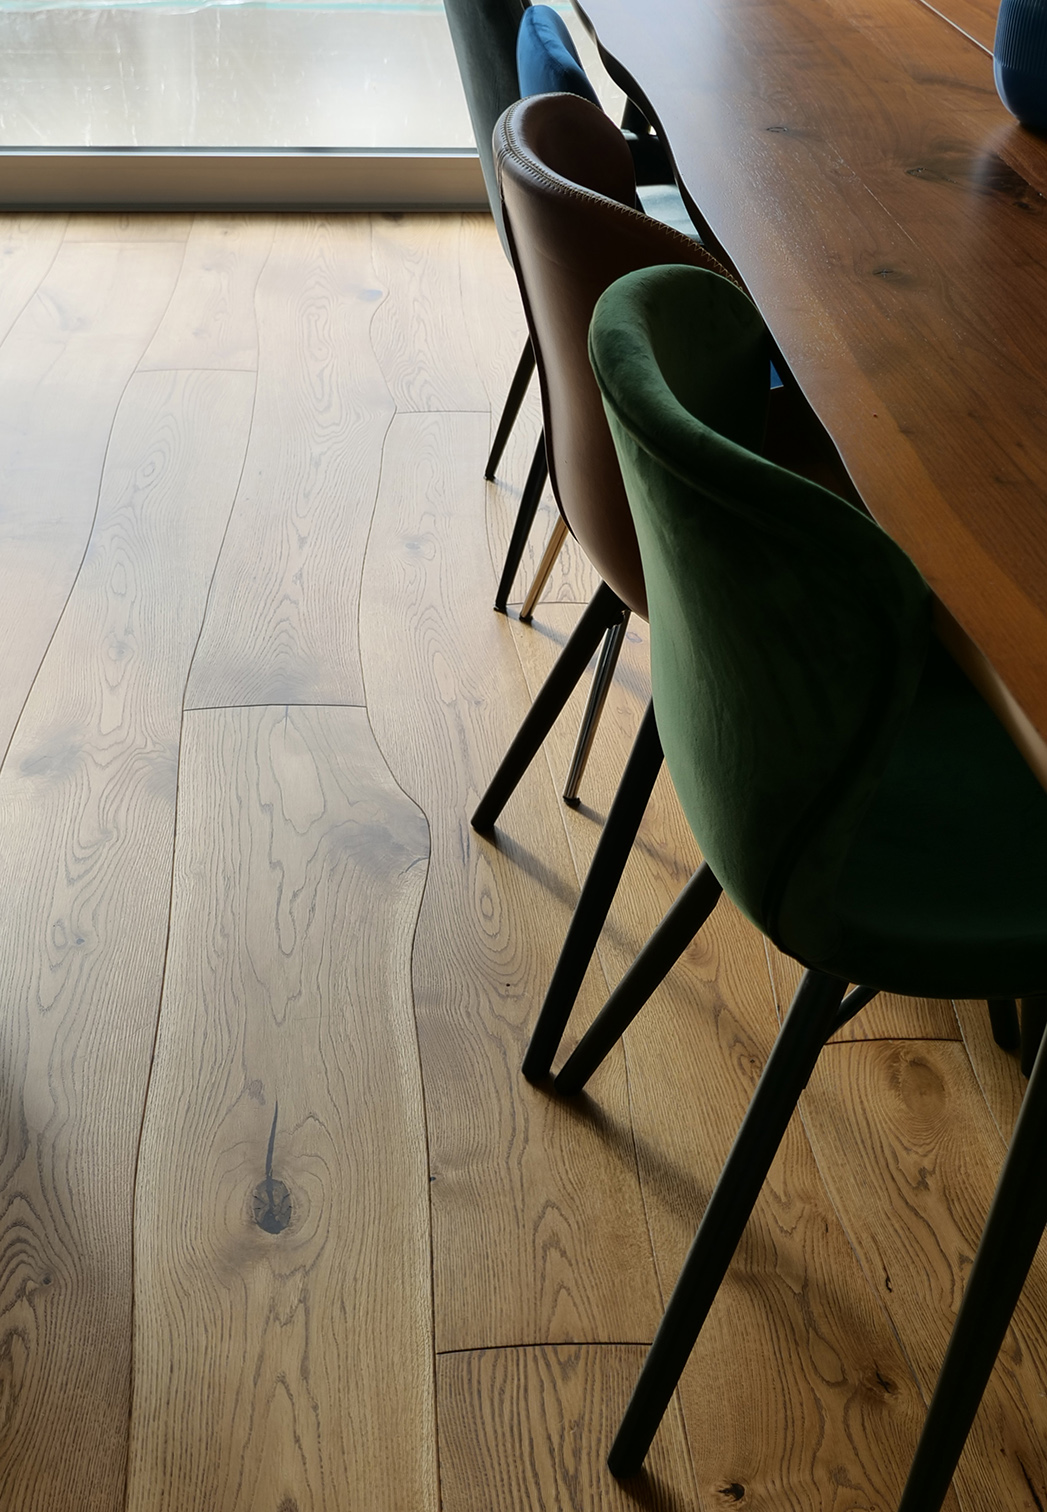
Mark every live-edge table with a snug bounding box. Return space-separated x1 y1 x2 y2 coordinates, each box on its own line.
574 0 1047 774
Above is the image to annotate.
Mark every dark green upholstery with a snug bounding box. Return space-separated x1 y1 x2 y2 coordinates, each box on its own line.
589 264 1047 999
443 0 529 255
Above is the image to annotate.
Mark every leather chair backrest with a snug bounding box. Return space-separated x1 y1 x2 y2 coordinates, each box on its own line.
494 92 734 616
442 0 529 257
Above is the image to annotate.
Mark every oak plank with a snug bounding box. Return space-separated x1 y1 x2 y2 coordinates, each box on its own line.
0 368 254 1512
0 237 184 764
185 216 393 710
0 214 66 344
803 1040 1047 1510
486 416 602 610
457 210 527 416
63 214 193 242
359 410 662 1351
953 998 1027 1141
140 214 275 372
368 213 489 412
510 605 940 1508
437 1345 698 1512
128 706 435 1512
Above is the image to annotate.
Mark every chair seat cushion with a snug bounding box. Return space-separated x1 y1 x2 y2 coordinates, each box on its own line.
809 639 1047 998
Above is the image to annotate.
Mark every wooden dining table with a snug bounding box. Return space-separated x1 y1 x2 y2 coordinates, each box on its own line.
573 0 1047 771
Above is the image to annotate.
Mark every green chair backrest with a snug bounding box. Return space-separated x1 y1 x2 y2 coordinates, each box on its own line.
588 265 933 961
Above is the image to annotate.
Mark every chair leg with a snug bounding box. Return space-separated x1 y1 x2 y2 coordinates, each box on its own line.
521 701 664 1083
554 862 723 1095
896 1012 1047 1512
988 997 1021 1054
830 983 880 1035
472 581 625 833
607 968 848 1479
485 337 536 481
519 516 570 624
1020 994 1047 1076
563 611 631 805
494 435 548 613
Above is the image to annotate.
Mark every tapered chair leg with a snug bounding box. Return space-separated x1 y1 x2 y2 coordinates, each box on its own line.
522 701 664 1083
519 516 570 624
485 338 536 481
494 435 548 612
607 969 849 1479
989 997 1020 1053
563 610 631 804
555 863 723 1095
472 581 625 833
1020 994 1047 1076
896 1016 1047 1512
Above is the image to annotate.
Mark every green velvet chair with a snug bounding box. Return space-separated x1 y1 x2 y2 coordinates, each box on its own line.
582 263 1047 1509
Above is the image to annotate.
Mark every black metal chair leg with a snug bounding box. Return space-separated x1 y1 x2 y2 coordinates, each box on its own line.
522 701 664 1083
472 582 625 833
830 983 881 1035
485 337 536 481
1020 994 1047 1076
988 997 1020 1053
562 611 631 805
555 863 723 1095
494 434 548 612
607 968 849 1479
896 1013 1047 1512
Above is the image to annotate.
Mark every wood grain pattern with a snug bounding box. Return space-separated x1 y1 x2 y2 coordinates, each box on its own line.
914 0 995 52
0 237 184 764
953 997 1027 1141
185 216 393 710
802 1040 1047 1510
62 214 193 243
140 214 275 372
0 214 66 344
457 211 527 416
0 367 253 1512
368 214 489 412
359 409 662 1351
510 605 940 1509
128 706 435 1512
437 1345 698 1511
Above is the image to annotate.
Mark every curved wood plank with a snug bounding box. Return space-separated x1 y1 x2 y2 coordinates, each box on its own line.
0 214 66 345
359 409 663 1351
952 997 1027 1143
369 214 489 413
802 1040 1047 1509
128 706 435 1512
185 216 394 710
0 238 185 763
438 1345 697 1511
140 214 275 372
0 368 254 1512
510 606 940 1508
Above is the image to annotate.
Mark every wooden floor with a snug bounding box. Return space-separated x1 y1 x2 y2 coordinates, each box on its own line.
0 210 1043 1512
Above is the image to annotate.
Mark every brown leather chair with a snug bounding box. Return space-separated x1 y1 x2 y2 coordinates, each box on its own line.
471 91 740 1079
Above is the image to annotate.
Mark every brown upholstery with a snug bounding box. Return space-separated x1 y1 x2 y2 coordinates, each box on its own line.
494 92 736 617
